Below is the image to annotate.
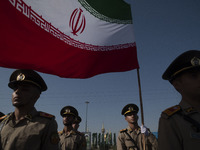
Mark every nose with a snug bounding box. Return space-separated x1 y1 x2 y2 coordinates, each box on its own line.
14 86 22 93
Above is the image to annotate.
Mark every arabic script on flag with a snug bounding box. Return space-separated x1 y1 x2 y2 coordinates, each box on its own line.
0 0 139 78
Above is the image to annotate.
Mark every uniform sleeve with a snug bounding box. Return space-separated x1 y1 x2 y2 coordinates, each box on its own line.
117 132 127 150
79 134 87 150
146 132 158 150
41 119 60 150
158 116 182 150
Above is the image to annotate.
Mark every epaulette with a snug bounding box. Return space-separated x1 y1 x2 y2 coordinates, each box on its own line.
0 115 7 120
120 129 127 133
39 111 55 119
162 105 181 118
0 114 11 124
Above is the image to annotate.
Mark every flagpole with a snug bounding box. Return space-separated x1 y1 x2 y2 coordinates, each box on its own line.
136 68 144 125
136 68 146 150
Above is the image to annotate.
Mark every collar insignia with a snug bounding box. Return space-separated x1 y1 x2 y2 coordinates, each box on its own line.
185 107 194 113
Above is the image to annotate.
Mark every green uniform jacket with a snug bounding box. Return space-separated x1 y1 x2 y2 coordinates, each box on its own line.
117 126 158 150
158 100 200 150
58 129 86 150
0 108 59 150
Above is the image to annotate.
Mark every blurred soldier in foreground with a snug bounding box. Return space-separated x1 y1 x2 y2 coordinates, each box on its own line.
0 69 59 150
59 106 86 150
117 104 158 150
158 50 200 150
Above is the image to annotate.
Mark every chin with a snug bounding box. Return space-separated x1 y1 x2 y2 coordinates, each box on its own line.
63 122 72 126
12 103 23 108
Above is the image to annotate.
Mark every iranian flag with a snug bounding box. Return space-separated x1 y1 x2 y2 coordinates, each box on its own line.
0 0 139 78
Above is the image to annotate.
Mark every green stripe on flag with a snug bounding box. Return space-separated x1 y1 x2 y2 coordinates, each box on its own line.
79 0 132 24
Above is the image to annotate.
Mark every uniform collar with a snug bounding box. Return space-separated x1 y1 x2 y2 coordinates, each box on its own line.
127 125 141 134
8 107 38 121
61 129 76 136
179 100 198 114
24 107 38 120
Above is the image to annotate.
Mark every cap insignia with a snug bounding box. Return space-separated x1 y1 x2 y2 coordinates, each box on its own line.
128 106 134 111
65 109 70 114
191 57 200 66
17 73 25 81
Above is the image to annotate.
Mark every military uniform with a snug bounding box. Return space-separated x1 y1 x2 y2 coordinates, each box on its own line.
59 130 86 150
59 106 86 150
0 108 59 150
117 104 158 150
117 126 157 150
73 115 87 149
158 100 200 150
158 50 200 150
0 69 59 150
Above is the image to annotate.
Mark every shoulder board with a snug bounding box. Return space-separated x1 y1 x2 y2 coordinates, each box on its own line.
39 111 55 119
0 114 11 123
120 129 127 133
0 115 7 120
162 105 181 117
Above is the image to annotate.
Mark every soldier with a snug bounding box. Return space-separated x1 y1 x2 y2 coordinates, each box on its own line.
72 115 87 149
59 106 86 150
0 69 59 150
158 50 200 150
72 115 82 131
117 104 158 150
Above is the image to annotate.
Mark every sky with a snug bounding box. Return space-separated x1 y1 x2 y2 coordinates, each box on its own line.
1 0 200 135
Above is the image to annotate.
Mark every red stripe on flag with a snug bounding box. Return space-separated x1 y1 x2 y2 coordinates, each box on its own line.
0 0 139 78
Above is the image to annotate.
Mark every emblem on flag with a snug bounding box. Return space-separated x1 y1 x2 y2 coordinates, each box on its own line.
70 8 86 36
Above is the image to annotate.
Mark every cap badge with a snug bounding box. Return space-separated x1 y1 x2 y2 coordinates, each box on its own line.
16 73 25 81
128 107 134 111
191 57 200 66
65 109 70 114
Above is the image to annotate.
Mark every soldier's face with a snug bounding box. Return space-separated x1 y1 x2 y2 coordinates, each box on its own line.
173 70 200 100
12 83 40 108
72 123 80 130
125 112 138 124
63 114 75 126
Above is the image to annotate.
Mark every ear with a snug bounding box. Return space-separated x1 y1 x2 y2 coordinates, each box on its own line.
125 116 127 121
